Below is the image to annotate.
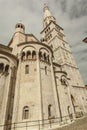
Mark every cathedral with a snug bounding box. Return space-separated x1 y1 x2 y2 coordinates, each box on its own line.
0 4 87 130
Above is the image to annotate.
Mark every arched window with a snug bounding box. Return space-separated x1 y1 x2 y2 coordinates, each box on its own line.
18 25 20 28
21 52 25 61
5 65 9 73
61 75 67 86
0 63 4 73
25 65 29 74
39 51 43 60
32 51 36 60
23 106 29 119
48 104 52 118
26 51 31 60
45 66 47 75
47 55 50 63
21 25 23 28
71 94 76 113
44 53 47 61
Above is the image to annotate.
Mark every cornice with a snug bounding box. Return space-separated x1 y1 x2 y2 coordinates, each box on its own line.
17 41 53 54
54 70 67 75
40 21 63 34
72 85 85 88
8 32 40 46
0 44 12 51
53 62 61 67
0 49 18 62
61 63 78 69
47 35 68 45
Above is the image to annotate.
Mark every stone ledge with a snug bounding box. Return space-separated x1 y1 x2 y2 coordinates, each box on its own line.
48 116 87 130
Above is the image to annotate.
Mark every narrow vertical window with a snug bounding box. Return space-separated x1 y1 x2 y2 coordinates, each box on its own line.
27 51 31 60
0 63 4 73
5 65 9 76
39 51 43 60
48 104 52 118
21 52 25 61
5 65 9 73
45 66 47 75
44 53 47 61
32 51 36 60
23 106 29 119
25 65 29 74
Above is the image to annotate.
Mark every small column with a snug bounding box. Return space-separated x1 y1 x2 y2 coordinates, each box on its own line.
50 58 62 121
36 51 43 122
11 53 21 124
67 80 76 120
1 64 12 130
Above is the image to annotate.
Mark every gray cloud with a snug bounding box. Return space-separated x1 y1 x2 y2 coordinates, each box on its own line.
69 0 87 19
59 0 67 13
84 30 87 34
57 0 87 19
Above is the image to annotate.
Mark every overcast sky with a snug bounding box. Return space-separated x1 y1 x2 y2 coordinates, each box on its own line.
0 0 87 84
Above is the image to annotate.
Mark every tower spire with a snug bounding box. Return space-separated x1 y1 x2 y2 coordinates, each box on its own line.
43 3 52 19
43 4 56 28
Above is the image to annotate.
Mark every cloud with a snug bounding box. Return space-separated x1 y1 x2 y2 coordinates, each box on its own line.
56 0 87 19
69 0 87 19
0 0 87 84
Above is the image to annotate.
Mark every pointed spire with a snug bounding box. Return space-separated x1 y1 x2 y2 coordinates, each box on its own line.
43 4 56 28
43 4 52 19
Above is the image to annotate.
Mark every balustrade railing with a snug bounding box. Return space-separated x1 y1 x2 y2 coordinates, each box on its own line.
0 112 84 130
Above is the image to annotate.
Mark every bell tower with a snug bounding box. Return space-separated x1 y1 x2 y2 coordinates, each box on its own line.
41 4 87 114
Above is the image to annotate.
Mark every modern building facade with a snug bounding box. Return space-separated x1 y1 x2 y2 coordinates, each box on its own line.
0 4 87 130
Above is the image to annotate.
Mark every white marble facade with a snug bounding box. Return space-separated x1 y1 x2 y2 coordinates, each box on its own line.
0 4 87 130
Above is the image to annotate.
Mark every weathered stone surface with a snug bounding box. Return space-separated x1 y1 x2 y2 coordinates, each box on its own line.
0 4 87 130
